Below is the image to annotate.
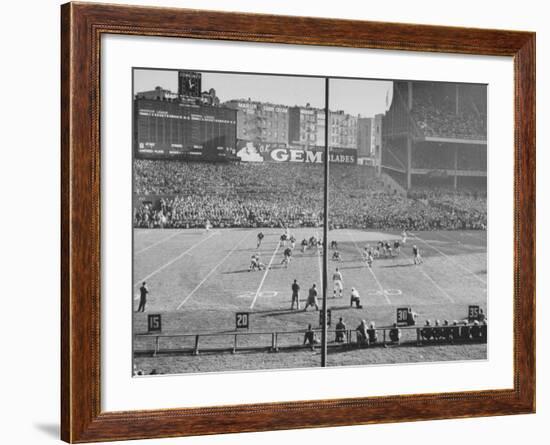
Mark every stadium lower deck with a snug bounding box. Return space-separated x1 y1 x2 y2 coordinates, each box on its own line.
133 227 487 374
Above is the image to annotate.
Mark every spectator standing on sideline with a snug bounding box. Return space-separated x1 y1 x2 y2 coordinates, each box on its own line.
335 317 346 343
304 283 320 311
137 281 148 312
290 279 300 310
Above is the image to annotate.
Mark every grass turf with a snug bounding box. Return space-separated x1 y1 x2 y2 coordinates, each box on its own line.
133 227 487 374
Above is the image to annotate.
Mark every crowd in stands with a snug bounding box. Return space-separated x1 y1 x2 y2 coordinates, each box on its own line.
410 94 486 140
407 187 486 230
133 159 487 231
134 160 323 228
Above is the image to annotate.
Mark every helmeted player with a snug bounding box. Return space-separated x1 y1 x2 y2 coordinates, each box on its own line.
350 287 363 309
362 244 371 261
393 240 401 255
289 235 296 250
290 279 300 310
256 231 264 248
205 219 212 233
280 232 288 247
333 268 344 298
249 253 265 271
280 246 292 268
365 251 374 268
412 245 423 265
304 284 320 311
401 230 408 244
301 238 308 253
331 250 342 261
249 253 258 271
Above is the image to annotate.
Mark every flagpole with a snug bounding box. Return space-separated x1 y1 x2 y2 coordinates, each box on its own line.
321 77 330 367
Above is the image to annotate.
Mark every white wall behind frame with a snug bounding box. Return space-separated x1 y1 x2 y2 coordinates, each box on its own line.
0 1 545 445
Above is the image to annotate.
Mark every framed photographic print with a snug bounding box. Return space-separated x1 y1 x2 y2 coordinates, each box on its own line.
61 2 535 442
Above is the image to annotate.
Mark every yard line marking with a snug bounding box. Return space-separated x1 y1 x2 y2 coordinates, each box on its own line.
415 267 455 303
133 231 217 286
249 240 281 309
434 231 459 244
176 231 251 310
411 233 486 285
346 230 391 305
135 230 182 255
460 230 486 243
436 231 486 251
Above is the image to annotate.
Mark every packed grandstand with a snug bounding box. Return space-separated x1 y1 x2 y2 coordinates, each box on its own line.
133 80 487 233
133 159 486 231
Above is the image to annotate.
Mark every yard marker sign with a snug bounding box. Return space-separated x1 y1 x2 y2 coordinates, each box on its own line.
468 305 480 322
396 307 409 326
236 312 249 329
147 314 162 333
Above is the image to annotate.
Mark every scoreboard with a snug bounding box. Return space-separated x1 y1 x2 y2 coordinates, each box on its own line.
134 98 237 161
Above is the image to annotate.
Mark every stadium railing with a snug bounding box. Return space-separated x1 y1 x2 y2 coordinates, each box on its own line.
134 324 487 357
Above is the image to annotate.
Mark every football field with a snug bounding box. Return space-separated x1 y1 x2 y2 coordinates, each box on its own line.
133 227 487 374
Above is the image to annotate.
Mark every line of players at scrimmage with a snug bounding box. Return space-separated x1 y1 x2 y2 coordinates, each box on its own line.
248 229 423 273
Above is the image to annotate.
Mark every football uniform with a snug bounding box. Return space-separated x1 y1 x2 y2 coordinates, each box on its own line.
332 271 344 296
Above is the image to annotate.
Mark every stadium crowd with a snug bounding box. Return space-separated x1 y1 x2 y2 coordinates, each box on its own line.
133 160 486 231
134 160 323 228
410 95 486 140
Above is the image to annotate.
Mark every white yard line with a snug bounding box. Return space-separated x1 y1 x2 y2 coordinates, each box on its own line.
434 231 460 244
346 230 391 305
135 230 182 255
249 240 281 309
176 231 251 310
411 233 486 285
460 230 486 242
415 267 455 303
133 231 217 286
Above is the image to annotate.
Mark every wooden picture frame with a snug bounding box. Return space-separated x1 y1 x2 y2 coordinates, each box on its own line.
61 2 535 442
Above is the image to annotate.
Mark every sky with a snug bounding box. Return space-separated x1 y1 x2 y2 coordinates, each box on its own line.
134 69 392 118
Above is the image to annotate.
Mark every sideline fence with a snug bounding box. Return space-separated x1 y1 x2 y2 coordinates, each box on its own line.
134 324 487 357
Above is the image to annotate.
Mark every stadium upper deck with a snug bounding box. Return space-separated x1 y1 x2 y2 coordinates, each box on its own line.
381 81 487 191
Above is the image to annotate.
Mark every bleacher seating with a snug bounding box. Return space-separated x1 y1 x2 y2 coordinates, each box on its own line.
410 90 486 140
134 160 487 230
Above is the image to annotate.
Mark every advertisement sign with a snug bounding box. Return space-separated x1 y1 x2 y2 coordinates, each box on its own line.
236 140 357 164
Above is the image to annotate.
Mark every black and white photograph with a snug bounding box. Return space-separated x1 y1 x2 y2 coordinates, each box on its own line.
132 68 487 375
